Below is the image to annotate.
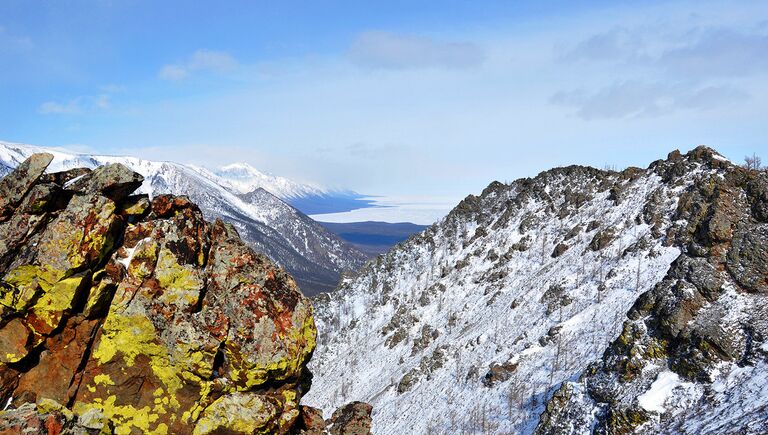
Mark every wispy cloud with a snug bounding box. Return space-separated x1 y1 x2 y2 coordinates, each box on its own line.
557 26 648 63
658 27 768 78
318 142 406 159
159 49 238 80
552 21 767 119
551 81 747 120
0 25 33 53
348 31 484 70
39 94 111 115
99 84 126 93
559 24 768 78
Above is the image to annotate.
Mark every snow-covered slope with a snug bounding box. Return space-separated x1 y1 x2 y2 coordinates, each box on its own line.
0 141 367 295
303 147 768 434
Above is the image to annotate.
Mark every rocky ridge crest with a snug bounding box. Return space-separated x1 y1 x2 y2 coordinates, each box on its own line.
536 148 768 433
306 146 767 434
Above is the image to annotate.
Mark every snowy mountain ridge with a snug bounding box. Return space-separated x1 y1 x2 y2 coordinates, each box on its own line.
0 140 367 295
303 147 768 434
0 140 327 200
194 161 328 199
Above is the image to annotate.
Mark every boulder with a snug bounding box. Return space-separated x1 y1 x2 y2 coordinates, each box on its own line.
0 153 53 219
327 402 373 435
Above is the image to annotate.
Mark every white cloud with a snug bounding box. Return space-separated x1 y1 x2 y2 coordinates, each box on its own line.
39 100 80 115
159 64 189 80
188 49 238 71
552 20 767 120
28 1 767 201
159 49 238 80
39 94 112 115
348 31 485 69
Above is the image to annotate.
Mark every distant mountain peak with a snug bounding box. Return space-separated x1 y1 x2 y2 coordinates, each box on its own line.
211 161 327 198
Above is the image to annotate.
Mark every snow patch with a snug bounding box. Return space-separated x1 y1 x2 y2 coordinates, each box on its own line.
117 237 151 270
63 173 88 188
637 370 682 413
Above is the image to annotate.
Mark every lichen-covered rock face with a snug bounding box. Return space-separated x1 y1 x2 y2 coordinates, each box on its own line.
0 155 319 434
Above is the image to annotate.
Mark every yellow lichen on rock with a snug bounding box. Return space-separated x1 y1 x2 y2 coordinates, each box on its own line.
1 265 60 312
154 247 203 307
193 392 280 435
74 396 167 435
30 273 88 331
91 313 183 401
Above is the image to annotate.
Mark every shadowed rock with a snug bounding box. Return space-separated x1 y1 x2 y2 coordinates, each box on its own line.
0 153 53 220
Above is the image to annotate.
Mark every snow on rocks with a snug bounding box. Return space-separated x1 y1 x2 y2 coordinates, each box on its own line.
306 147 768 434
304 154 711 433
637 370 683 413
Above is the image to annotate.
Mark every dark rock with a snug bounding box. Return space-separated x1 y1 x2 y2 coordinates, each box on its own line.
746 173 768 222
539 324 563 347
482 361 518 386
589 228 615 251
38 167 91 186
552 243 569 258
727 225 768 293
327 401 373 435
151 193 199 218
564 225 582 240
297 405 327 434
538 147 768 433
0 153 53 219
540 284 572 315
65 163 143 200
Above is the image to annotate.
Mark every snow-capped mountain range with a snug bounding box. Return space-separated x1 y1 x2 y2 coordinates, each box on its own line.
303 147 768 433
0 140 367 295
206 162 326 199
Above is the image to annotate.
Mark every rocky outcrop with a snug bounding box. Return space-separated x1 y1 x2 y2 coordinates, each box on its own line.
536 147 768 434
0 155 368 434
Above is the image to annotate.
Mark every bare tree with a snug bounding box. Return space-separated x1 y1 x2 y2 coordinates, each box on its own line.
744 153 762 171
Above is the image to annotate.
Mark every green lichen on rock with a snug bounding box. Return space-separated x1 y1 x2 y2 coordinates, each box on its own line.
603 407 649 434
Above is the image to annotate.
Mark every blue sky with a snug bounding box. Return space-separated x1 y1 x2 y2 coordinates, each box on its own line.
1 0 767 205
